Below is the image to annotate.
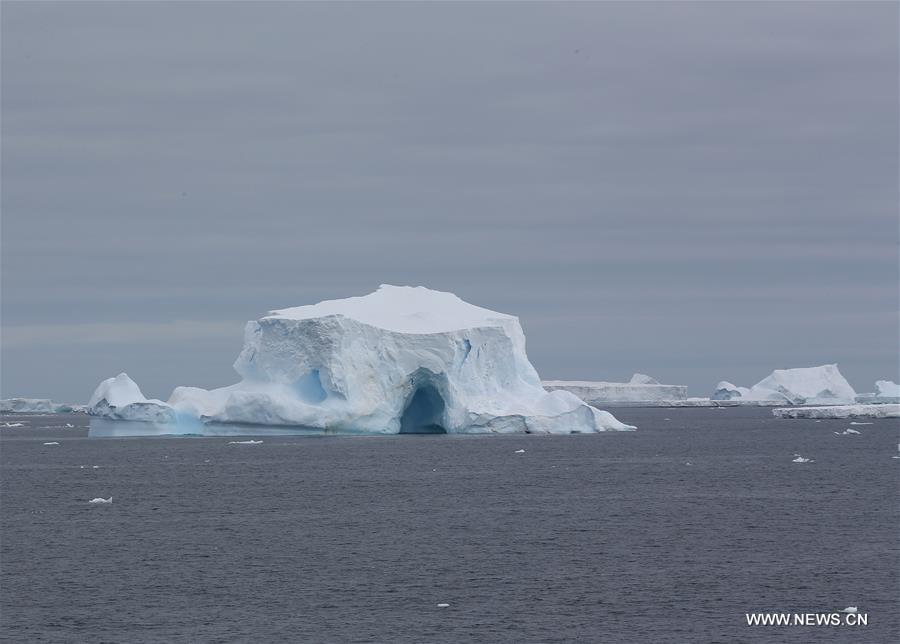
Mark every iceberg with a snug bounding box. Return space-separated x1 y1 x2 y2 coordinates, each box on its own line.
773 404 899 419
87 286 634 435
87 373 176 423
543 373 687 406
0 398 84 414
710 365 857 405
855 380 900 404
710 381 750 401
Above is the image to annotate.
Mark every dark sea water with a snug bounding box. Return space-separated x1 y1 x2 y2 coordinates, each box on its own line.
1 408 898 643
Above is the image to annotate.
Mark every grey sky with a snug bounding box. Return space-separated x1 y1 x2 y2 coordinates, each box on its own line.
2 1 898 403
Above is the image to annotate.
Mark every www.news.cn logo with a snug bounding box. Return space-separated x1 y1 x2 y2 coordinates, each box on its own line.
746 612 868 627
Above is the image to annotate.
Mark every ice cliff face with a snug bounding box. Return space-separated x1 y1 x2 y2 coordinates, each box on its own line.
88 286 634 434
711 365 856 405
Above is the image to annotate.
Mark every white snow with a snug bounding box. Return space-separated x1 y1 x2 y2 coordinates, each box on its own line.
773 404 899 419
543 375 686 406
0 398 84 413
89 286 634 435
88 497 112 504
712 365 857 405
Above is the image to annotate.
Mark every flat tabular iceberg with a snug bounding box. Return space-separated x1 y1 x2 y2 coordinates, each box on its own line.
542 374 687 406
710 365 856 405
773 404 899 419
88 286 634 434
0 398 84 414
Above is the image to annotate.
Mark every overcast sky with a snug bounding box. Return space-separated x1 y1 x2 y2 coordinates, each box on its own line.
2 2 898 403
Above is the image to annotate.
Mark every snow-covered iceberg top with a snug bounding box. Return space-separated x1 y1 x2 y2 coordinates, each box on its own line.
710 365 856 405
87 286 634 434
87 373 176 423
0 398 84 414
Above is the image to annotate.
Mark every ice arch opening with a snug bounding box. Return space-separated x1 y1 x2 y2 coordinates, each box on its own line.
399 382 447 434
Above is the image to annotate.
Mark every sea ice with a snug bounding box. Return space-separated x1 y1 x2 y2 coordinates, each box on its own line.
542 374 687 406
773 404 899 419
228 440 263 445
42 442 59 446
792 455 813 463
88 286 634 435
88 497 112 504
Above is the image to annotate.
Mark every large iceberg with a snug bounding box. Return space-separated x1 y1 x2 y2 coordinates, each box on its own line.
542 373 687 406
87 286 634 434
709 365 857 405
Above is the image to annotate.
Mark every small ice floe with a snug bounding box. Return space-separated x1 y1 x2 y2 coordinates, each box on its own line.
840 606 858 614
834 428 861 436
849 422 873 426
437 603 450 608
88 497 112 504
43 442 60 446
65 423 74 428
514 449 525 454
792 454 813 463
3 422 25 427
893 444 900 459
685 461 693 466
664 418 671 421
92 465 100 469
228 440 263 445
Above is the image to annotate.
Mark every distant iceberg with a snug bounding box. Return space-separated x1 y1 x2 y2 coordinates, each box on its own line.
0 398 84 414
543 373 687 406
87 286 634 435
773 404 899 419
855 380 900 404
709 365 857 405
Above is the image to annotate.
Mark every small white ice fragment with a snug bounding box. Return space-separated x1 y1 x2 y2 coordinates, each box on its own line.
88 497 112 504
43 442 59 446
514 449 525 453
228 440 263 445
840 606 857 614
792 454 813 463
4 422 24 427
849 422 873 426
65 423 74 428
437 603 450 608
92 465 100 469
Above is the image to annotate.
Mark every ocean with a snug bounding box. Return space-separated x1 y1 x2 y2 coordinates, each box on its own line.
1 408 897 643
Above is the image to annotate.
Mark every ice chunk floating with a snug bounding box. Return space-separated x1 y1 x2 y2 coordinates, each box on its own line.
88 286 634 435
